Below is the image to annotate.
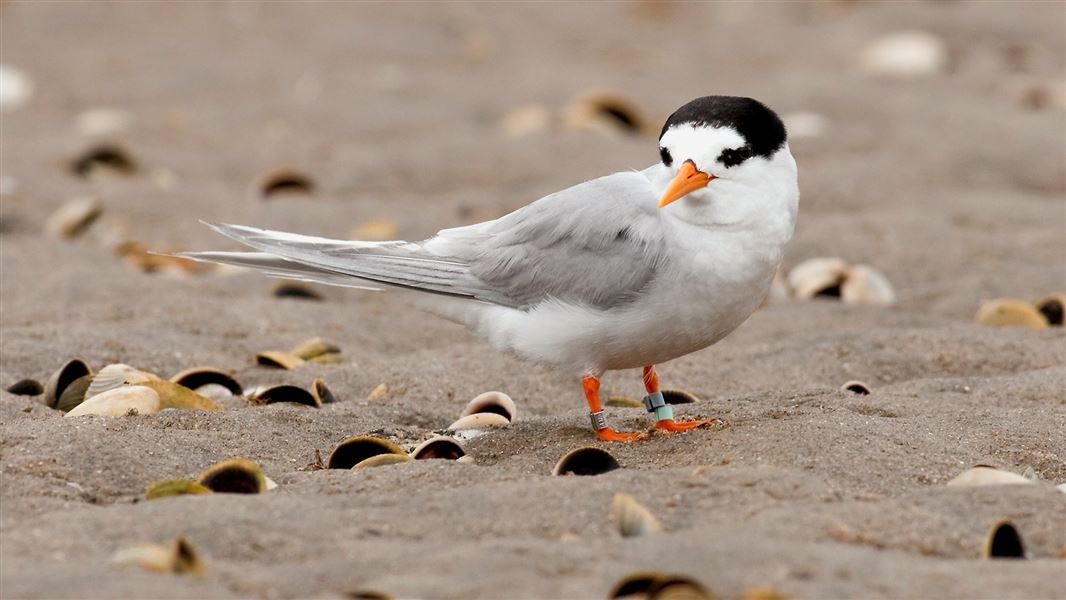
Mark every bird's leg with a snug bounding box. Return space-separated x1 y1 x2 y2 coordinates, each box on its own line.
643 366 717 433
583 374 647 442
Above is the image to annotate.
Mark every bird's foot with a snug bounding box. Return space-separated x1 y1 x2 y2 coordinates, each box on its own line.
652 418 719 434
595 427 649 443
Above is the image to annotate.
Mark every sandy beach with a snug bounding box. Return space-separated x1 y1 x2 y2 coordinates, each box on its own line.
1 2 1064 598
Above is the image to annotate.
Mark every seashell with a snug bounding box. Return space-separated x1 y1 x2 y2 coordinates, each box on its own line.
111 537 203 575
983 520 1025 559
460 391 516 422
860 30 949 78
271 281 324 300
252 384 320 408
787 257 847 299
840 380 871 395
1035 293 1065 327
661 389 698 405
257 169 314 199
264 475 278 491
308 353 344 365
7 378 43 396
290 337 341 360
55 374 93 412
43 359 92 408
499 104 553 138
448 412 510 431
44 196 103 239
328 436 406 469
553 447 621 476
349 219 399 241
0 64 34 111
347 590 394 600
75 107 133 137
145 479 213 500
255 351 305 370
840 265 896 306
197 459 266 494
366 382 389 401
609 573 715 599
975 299 1048 330
563 92 645 136
946 466 1033 487
169 367 242 397
69 143 137 178
613 492 662 538
606 396 644 409
352 453 413 470
138 380 222 411
86 363 159 399
310 378 337 404
66 385 161 417
411 436 467 460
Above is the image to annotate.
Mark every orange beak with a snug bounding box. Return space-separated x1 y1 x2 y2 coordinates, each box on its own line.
658 160 715 208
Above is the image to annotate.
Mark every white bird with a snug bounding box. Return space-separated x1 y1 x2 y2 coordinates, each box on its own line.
183 96 799 442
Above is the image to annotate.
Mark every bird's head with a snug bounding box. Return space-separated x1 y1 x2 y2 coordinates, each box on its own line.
653 96 798 227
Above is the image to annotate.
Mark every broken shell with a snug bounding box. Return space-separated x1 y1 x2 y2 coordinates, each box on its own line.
44 196 103 239
460 391 516 422
352 453 413 470
840 264 896 306
145 479 213 500
347 590 394 600
613 492 662 538
1035 293 1065 327
983 520 1026 559
0 64 34 111
448 412 510 430
310 378 337 404
86 363 159 399
69 143 137 178
55 374 93 412
6 378 43 396
349 218 399 241
553 447 621 476
328 436 406 469
860 30 949 78
609 573 714 599
252 384 320 408
946 466 1033 487
366 383 389 401
111 537 203 575
661 389 698 405
257 169 315 199
76 107 133 137
290 337 341 360
787 257 848 299
255 351 305 369
563 92 645 136
975 299 1048 330
271 281 324 300
169 367 242 397
66 385 161 417
197 459 266 494
411 436 467 460
606 396 644 409
43 359 92 408
841 380 871 395
138 380 222 411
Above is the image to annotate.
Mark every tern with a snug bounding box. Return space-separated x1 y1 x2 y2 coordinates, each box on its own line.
184 96 799 442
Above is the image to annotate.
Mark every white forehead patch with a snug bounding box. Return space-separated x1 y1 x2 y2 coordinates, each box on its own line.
659 124 746 170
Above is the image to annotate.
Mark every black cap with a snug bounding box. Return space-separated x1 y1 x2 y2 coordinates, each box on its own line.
660 96 787 164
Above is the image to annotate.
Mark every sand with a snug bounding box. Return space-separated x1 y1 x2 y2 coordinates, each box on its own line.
1 2 1065 599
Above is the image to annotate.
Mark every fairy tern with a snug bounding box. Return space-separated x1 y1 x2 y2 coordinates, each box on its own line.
183 96 799 442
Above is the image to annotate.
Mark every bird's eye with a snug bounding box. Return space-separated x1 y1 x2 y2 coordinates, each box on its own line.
659 146 673 167
718 145 753 168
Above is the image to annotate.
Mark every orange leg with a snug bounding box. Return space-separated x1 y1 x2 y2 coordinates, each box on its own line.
643 366 718 434
583 374 647 442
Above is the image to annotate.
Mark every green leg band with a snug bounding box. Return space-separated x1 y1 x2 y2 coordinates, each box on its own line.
654 405 674 422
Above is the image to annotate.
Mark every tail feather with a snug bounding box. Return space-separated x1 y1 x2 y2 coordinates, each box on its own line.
177 251 384 290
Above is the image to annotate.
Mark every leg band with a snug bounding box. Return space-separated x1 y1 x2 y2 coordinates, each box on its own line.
589 411 609 431
654 405 674 422
642 391 666 412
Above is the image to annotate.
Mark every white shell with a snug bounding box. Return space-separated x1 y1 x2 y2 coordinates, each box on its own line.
44 197 103 239
76 107 133 137
0 65 34 111
460 391 516 422
500 104 552 138
448 412 510 431
612 493 662 538
841 265 896 306
66 386 161 417
946 466 1033 487
860 30 949 78
787 257 847 299
85 363 158 399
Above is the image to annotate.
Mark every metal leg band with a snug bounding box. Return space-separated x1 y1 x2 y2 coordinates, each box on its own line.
642 391 666 413
589 411 609 431
654 405 674 422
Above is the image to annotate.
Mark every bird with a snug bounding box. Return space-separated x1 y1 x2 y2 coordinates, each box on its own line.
182 95 799 442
